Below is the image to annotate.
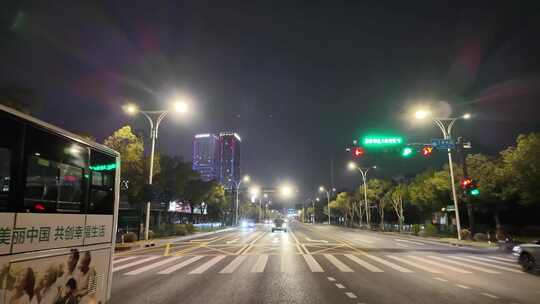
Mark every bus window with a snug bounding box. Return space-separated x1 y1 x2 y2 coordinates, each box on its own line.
0 147 11 209
88 151 115 214
0 112 23 211
24 156 84 213
23 128 88 213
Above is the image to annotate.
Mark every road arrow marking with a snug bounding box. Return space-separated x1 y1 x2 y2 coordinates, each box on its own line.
190 237 218 242
226 238 239 244
306 237 328 243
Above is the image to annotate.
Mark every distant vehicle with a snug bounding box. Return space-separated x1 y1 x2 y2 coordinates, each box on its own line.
241 220 255 229
271 218 287 232
264 219 272 225
513 240 540 272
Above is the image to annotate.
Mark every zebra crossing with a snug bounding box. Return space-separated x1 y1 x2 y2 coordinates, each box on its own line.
112 253 521 277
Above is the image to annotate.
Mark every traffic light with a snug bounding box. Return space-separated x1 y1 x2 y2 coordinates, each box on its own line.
460 178 473 189
421 145 433 157
461 178 480 196
401 146 414 158
469 180 480 196
352 147 365 158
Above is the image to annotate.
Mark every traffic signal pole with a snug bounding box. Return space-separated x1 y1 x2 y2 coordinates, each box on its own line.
458 137 475 235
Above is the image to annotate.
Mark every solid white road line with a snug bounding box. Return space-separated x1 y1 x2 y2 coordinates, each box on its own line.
481 293 499 299
466 255 520 268
189 255 226 274
335 283 346 289
113 256 138 264
394 238 425 246
345 292 357 299
487 256 516 263
449 256 523 274
324 254 353 272
251 255 268 273
113 256 161 272
344 254 383 272
433 277 448 282
219 255 247 274
362 254 413 273
158 256 204 274
427 256 500 274
124 256 183 275
303 254 324 272
386 255 442 273
408 256 472 274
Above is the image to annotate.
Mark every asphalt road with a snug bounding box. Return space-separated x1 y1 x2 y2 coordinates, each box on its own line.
111 222 540 304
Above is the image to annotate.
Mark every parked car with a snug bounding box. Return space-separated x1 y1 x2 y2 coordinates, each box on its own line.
512 240 540 272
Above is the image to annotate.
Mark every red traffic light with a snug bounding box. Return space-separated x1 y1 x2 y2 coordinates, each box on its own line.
421 146 433 157
461 178 473 189
353 147 365 158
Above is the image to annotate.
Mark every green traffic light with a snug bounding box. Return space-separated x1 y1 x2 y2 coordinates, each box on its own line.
470 189 480 196
401 147 414 157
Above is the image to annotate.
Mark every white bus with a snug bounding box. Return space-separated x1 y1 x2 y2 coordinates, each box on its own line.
0 104 120 304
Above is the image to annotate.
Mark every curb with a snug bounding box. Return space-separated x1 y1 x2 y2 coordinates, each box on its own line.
114 227 237 255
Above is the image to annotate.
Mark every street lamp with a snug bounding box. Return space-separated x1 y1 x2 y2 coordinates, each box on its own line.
348 162 377 228
123 97 191 241
319 186 332 225
249 185 263 222
234 175 250 226
414 106 471 241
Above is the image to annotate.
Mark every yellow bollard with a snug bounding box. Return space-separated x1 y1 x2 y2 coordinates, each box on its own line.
164 243 171 256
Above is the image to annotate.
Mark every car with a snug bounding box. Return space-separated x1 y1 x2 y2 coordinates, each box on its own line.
512 240 540 272
271 218 287 232
241 220 255 229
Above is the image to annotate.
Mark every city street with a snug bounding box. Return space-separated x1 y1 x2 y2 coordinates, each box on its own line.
111 222 540 304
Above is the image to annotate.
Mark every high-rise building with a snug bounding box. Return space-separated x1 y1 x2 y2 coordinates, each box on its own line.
219 132 241 189
192 133 221 182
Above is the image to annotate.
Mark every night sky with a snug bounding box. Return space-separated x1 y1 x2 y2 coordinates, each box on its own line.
2 1 540 201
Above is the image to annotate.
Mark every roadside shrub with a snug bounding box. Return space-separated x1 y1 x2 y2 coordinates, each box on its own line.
411 224 420 236
423 224 438 237
174 224 187 236
148 230 155 239
185 223 196 234
460 229 471 240
122 232 137 243
473 233 488 242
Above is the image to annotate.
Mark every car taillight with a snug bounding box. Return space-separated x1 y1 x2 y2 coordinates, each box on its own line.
33 202 46 212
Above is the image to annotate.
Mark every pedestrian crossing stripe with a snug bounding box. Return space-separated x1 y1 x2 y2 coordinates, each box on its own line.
113 253 521 276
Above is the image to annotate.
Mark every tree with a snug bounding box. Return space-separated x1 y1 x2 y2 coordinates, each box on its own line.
388 184 407 232
203 182 228 222
501 132 540 206
103 126 145 205
154 155 199 203
408 168 451 214
366 179 391 230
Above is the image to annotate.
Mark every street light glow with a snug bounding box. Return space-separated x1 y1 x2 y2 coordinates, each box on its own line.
249 186 260 197
280 184 294 198
243 175 250 183
463 113 471 120
414 109 430 120
173 100 189 113
318 186 325 192
123 103 139 115
347 162 357 171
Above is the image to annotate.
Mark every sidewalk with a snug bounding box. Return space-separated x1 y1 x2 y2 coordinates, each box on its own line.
115 227 236 255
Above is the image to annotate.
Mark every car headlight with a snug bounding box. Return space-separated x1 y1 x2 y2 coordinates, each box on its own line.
512 245 522 254
241 221 248 228
283 223 287 228
272 223 276 227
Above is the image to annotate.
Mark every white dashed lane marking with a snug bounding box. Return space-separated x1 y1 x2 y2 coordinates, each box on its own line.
335 283 346 289
345 292 357 299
